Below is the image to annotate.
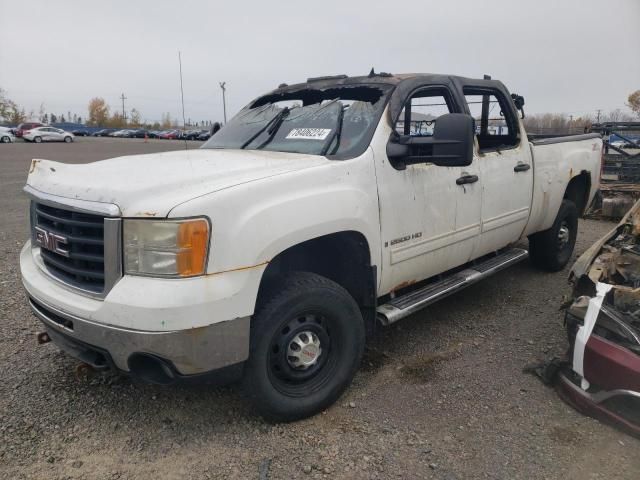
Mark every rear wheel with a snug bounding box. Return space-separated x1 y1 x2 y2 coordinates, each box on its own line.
34 136 42 143
242 272 365 422
64 136 72 143
1 136 10 143
529 199 578 271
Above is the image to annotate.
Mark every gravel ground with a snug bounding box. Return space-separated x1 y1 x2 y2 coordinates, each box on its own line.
1 137 639 479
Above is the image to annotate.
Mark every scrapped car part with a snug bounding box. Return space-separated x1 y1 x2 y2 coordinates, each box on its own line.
556 199 640 438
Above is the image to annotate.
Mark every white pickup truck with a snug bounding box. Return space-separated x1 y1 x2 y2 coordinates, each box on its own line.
20 73 602 421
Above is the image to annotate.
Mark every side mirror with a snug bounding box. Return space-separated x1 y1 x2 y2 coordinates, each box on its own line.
387 113 474 168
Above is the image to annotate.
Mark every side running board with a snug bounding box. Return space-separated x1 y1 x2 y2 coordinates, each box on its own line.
377 248 529 325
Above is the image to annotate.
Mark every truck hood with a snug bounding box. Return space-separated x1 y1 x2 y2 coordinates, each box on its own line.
26 149 328 217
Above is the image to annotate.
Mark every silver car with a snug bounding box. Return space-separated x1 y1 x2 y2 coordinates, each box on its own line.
0 127 15 143
23 126 74 143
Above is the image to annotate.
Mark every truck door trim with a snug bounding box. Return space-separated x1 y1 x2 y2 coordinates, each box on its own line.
390 222 481 265
481 207 530 233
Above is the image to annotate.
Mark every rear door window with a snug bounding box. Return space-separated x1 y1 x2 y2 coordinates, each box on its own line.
463 88 519 152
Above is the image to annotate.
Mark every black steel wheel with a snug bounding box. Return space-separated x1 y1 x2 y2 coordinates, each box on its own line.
243 272 365 421
529 199 578 271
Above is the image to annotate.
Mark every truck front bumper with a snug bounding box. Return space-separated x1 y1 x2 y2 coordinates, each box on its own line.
28 295 249 380
20 242 256 379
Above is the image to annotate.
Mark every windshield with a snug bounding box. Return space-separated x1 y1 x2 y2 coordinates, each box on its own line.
201 84 392 158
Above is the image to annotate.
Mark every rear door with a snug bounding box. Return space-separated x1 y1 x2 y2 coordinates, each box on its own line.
462 87 533 257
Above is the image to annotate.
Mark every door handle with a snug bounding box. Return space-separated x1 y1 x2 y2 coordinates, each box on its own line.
456 174 479 185
514 163 531 172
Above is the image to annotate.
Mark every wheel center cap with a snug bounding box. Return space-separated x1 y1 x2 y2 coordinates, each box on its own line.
286 330 322 369
300 344 319 364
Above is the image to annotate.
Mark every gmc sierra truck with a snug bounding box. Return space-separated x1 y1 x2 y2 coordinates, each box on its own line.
20 72 603 421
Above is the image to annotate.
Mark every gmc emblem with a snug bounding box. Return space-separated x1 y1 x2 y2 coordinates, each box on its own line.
34 226 69 257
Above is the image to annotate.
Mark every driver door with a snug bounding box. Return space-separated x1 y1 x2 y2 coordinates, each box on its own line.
374 86 482 295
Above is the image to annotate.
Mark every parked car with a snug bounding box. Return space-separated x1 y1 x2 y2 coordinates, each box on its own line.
181 129 202 140
111 129 132 137
20 72 602 421
159 129 181 139
127 129 149 138
15 122 43 137
92 129 117 137
0 126 16 143
71 129 89 136
196 130 212 141
23 126 74 143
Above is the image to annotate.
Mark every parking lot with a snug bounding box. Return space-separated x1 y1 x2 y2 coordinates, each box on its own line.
1 137 639 479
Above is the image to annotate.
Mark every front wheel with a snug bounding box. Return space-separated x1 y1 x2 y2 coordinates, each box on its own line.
242 272 365 422
1 136 10 143
529 199 578 272
64 136 72 143
34 136 42 143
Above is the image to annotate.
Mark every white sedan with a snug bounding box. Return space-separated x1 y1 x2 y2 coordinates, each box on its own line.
23 126 74 143
0 126 15 143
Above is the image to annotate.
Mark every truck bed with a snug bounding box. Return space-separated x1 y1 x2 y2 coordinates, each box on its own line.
528 132 601 145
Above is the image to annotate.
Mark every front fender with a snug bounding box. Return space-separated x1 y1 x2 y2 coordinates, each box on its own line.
168 152 382 310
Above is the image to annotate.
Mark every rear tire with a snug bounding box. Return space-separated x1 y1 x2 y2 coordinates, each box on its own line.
529 199 578 272
1 136 10 143
34 136 42 143
242 272 365 422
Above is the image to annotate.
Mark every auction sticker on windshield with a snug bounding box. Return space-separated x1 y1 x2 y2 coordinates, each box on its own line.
285 128 331 140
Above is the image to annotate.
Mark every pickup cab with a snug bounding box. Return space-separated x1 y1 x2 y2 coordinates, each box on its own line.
20 72 603 420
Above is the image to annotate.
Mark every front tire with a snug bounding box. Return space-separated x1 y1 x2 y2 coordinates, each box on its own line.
242 272 365 422
64 136 72 143
529 199 578 272
34 136 42 143
1 136 10 143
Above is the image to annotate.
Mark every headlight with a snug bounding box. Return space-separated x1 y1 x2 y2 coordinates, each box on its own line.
123 218 210 277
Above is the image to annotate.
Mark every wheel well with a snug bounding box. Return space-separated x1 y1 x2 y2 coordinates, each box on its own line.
564 171 591 216
257 231 377 334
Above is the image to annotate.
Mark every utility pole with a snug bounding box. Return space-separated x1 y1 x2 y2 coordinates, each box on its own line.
596 109 602 123
219 82 227 124
120 93 127 125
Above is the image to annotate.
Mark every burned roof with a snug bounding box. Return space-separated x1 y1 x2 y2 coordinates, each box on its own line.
257 72 514 124
270 72 508 96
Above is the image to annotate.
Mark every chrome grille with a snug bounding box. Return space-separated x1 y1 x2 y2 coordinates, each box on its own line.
32 202 106 293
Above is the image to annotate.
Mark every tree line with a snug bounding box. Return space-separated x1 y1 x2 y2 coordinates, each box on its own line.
2 87 639 131
86 97 215 129
523 107 639 135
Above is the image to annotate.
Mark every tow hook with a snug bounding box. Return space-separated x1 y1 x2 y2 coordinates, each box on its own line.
36 331 51 344
75 362 95 380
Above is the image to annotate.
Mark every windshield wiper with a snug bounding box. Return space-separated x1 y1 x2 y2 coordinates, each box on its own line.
240 107 290 149
321 105 345 155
